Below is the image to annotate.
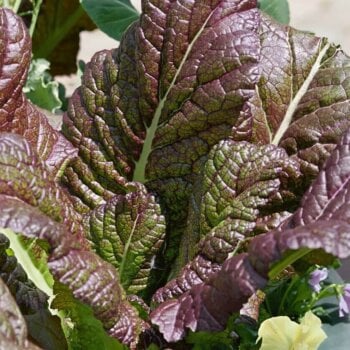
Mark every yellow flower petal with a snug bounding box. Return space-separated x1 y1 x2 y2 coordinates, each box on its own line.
294 311 327 349
257 316 299 350
257 312 327 350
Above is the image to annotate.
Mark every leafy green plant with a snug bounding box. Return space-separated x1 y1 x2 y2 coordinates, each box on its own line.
1 1 350 349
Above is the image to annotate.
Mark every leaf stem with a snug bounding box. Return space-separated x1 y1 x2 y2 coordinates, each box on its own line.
13 0 22 13
277 275 299 314
268 248 312 279
29 0 43 37
34 5 85 58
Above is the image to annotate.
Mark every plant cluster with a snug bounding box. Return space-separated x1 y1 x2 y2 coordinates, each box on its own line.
1 0 350 349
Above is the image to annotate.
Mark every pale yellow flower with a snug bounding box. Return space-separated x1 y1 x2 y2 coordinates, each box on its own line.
257 311 327 350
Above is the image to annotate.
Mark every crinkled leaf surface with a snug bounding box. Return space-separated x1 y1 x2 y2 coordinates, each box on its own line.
0 132 84 241
153 140 299 303
63 0 350 278
0 196 143 347
81 0 139 41
62 0 262 281
0 8 76 176
151 128 350 342
233 14 350 189
85 183 165 293
0 277 41 349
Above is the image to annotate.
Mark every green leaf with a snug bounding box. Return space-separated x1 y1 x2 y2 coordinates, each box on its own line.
0 229 69 349
23 58 63 113
80 0 139 41
86 183 166 293
52 283 127 350
186 330 233 350
258 0 290 24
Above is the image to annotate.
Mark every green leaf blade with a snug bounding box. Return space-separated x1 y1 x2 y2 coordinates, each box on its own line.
80 0 139 41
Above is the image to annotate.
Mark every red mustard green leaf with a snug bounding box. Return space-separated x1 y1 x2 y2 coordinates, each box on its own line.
151 254 267 342
0 8 76 177
0 132 84 242
85 182 166 293
0 196 144 347
232 14 350 189
151 128 350 341
153 140 299 303
61 1 261 263
0 277 42 349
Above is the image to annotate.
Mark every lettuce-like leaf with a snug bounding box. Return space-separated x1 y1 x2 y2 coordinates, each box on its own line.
151 127 350 342
0 8 76 176
0 232 68 349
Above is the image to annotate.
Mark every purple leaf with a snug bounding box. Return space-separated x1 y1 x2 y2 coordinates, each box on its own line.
151 127 350 341
0 8 77 177
0 277 41 349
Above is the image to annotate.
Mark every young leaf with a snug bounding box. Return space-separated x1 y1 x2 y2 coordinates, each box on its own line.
258 0 290 24
80 0 139 41
0 229 67 349
23 58 63 113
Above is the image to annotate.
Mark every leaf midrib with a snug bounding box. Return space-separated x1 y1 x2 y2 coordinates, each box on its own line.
132 10 214 183
272 42 330 145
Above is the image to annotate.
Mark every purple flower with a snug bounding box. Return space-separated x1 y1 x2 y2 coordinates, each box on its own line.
339 284 350 317
308 268 328 293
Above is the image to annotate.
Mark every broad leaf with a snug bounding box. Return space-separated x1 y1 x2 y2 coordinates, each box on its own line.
62 0 261 276
258 0 289 24
62 0 350 277
151 127 350 342
0 8 77 176
234 14 350 190
153 141 299 303
81 0 139 41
